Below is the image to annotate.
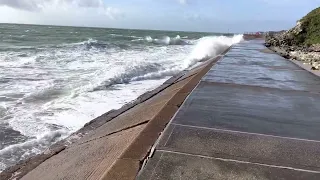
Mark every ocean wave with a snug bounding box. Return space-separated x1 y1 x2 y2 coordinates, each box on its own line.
22 87 66 104
109 34 141 39
144 35 190 45
90 34 244 91
0 103 8 118
74 38 108 50
65 38 132 50
9 34 191 52
131 35 191 45
72 35 190 49
131 67 181 81
92 62 162 91
0 128 69 171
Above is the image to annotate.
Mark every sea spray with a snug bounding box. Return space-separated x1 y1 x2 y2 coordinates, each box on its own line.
89 34 243 90
184 34 244 68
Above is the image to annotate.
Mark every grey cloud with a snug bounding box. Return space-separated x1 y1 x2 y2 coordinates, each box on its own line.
0 0 105 11
75 0 103 8
0 0 124 21
0 0 42 11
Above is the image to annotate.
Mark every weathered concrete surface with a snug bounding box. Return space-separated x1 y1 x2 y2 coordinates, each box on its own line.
158 124 320 171
138 151 319 180
137 40 320 180
23 124 146 180
290 59 320 77
0 48 225 180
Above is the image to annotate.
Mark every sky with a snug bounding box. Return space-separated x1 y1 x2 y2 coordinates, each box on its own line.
0 0 319 32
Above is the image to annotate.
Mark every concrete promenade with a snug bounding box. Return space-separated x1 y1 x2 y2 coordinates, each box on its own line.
137 40 320 180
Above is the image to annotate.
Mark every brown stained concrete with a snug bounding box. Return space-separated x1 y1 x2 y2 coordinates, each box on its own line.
22 124 147 180
1 52 224 180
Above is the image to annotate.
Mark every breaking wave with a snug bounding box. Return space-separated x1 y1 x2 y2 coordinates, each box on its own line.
63 34 239 50
0 129 69 171
144 35 190 45
92 63 162 91
91 34 244 91
67 35 189 50
67 38 111 50
185 34 244 67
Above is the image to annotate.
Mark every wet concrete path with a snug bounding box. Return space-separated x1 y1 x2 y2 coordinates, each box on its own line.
137 40 320 180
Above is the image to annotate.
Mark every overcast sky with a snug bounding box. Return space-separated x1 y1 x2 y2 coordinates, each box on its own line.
0 0 319 32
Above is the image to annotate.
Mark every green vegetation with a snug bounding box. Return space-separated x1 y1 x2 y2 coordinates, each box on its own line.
294 7 320 45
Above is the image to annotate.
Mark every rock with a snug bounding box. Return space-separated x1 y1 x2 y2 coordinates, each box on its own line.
309 44 320 52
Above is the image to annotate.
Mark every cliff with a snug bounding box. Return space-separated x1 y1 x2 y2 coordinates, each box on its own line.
265 7 320 70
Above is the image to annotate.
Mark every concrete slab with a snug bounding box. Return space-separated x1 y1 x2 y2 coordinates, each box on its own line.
120 105 179 161
207 43 320 92
99 159 140 180
220 55 302 70
204 64 320 91
233 41 265 49
173 82 320 140
158 124 320 171
137 151 320 180
21 124 146 180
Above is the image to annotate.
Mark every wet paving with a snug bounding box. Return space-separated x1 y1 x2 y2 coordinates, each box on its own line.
137 40 320 180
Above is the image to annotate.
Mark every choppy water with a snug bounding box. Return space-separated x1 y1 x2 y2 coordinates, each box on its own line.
0 23 243 171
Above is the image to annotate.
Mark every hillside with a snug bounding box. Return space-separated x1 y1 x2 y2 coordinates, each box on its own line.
294 7 320 45
265 6 320 70
265 7 320 48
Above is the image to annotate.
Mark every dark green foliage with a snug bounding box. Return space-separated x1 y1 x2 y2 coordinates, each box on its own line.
295 7 320 45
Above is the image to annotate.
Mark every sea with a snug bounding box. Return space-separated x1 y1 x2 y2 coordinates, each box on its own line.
0 23 243 171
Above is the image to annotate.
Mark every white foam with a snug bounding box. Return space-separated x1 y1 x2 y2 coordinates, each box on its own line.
144 35 188 45
0 129 69 171
184 34 243 68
